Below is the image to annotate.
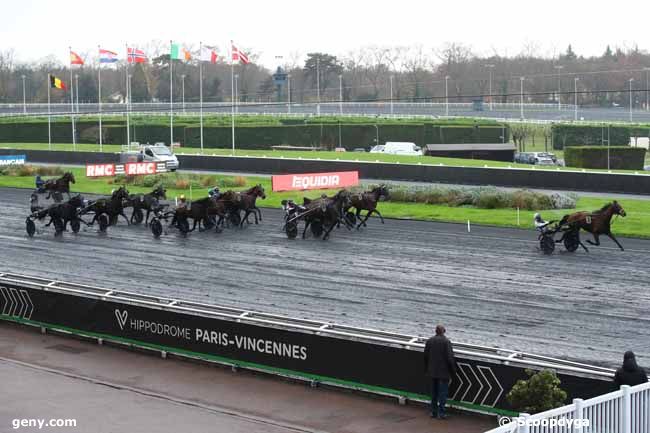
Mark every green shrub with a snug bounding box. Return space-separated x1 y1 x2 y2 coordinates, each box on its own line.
506 369 567 414
0 164 64 177
564 146 646 169
552 125 630 150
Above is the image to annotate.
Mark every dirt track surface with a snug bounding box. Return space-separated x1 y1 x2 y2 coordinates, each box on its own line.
2 187 649 368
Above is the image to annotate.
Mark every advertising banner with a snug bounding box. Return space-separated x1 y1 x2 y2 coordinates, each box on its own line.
272 171 359 192
0 154 26 166
86 162 167 177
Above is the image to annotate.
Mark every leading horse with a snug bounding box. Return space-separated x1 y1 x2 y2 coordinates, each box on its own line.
43 172 76 202
347 184 390 229
559 201 626 251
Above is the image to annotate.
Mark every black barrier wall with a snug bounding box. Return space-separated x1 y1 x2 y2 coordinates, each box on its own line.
0 280 615 415
4 148 650 195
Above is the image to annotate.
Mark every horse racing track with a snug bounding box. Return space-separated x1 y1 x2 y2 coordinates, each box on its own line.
1 186 649 368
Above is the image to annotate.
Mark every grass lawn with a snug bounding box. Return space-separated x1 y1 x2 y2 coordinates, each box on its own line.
2 166 649 238
2 142 649 175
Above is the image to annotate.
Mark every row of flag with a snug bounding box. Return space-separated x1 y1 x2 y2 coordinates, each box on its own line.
67 42 249 66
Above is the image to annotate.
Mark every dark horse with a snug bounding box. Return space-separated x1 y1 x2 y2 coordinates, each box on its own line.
559 201 627 251
44 172 76 202
238 184 266 227
32 195 85 236
127 185 167 225
347 184 390 229
302 190 352 240
83 187 131 228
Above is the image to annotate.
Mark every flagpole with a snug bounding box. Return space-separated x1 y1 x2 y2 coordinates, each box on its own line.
98 45 103 152
47 74 51 150
170 40 174 148
125 43 130 150
69 46 76 151
231 41 235 156
199 41 204 154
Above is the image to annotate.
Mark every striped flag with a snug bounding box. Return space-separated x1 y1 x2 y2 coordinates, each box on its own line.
99 48 118 63
231 43 249 64
200 46 218 64
171 43 191 61
70 51 84 65
50 75 66 89
127 47 147 63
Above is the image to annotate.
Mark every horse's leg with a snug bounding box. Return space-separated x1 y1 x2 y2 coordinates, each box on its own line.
240 210 251 228
586 233 601 246
607 233 625 251
357 211 372 229
375 209 385 224
302 220 311 239
323 221 336 240
145 209 151 226
121 212 130 225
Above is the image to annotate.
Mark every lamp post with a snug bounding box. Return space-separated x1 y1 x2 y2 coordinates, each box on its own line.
75 74 79 113
339 74 343 115
445 75 449 116
373 124 379 148
181 74 186 114
316 57 321 115
234 74 239 114
554 65 564 110
287 74 291 114
629 78 634 122
389 75 394 115
21 75 26 114
574 77 579 121
485 64 495 110
645 68 650 111
520 76 524 119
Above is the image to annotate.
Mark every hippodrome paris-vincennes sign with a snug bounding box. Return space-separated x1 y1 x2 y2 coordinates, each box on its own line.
272 171 359 192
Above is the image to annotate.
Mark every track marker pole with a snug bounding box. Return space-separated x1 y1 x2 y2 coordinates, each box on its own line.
517 208 520 226
467 220 471 232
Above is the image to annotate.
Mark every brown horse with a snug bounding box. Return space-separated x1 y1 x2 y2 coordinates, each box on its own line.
44 172 76 202
347 184 390 229
559 201 626 251
238 184 266 227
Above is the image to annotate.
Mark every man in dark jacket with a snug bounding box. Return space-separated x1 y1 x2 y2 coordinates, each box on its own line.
614 351 648 387
424 325 457 419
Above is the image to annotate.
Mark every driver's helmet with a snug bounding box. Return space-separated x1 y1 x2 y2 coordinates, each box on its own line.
208 187 220 197
534 212 542 222
179 194 186 202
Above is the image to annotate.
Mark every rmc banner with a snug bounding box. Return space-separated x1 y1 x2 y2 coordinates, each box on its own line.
272 171 359 192
0 280 615 415
86 162 168 177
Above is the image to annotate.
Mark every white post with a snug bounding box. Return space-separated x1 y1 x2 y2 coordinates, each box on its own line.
235 74 239 114
199 42 204 154
339 74 343 115
231 53 235 155
125 44 130 149
21 75 26 114
390 75 394 115
170 40 174 147
520 76 524 119
573 399 584 433
517 207 520 225
316 56 321 115
646 67 650 112
574 77 579 121
608 124 611 171
75 74 79 113
98 45 102 151
445 75 449 116
621 385 631 433
47 74 51 150
519 413 530 433
181 74 186 114
629 78 634 123
467 220 470 232
486 64 494 110
555 65 563 111
69 47 76 150
287 73 291 114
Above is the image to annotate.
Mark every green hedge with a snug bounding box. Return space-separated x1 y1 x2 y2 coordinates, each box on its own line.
564 146 646 170
552 125 630 150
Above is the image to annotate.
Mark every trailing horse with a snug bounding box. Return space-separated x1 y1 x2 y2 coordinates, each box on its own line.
302 190 352 240
237 184 266 227
43 172 76 202
347 184 390 229
81 187 131 231
559 201 627 251
127 185 167 225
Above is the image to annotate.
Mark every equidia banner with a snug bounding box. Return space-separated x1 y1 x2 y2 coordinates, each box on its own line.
0 279 615 415
272 171 359 192
86 162 168 177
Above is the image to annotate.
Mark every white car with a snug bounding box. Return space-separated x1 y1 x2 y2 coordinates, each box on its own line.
369 145 385 153
120 145 179 171
382 142 422 156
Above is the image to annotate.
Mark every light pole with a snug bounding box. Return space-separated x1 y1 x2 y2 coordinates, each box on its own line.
234 74 239 114
629 78 634 122
445 75 449 116
554 65 563 110
287 73 291 114
316 57 321 115
339 74 343 115
373 124 379 148
389 75 394 115
75 74 79 113
520 76 524 119
21 75 26 114
181 74 186 114
644 68 650 112
485 64 494 110
574 77 579 121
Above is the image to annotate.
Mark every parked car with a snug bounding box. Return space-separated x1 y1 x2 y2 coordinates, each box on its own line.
369 145 385 153
120 144 179 171
515 152 558 165
383 142 422 156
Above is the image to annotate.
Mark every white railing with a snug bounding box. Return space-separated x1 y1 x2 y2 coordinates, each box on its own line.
485 382 650 433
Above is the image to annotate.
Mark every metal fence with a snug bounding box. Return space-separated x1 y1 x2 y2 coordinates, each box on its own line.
485 381 650 433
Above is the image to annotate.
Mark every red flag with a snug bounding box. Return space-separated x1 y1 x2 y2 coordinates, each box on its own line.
231 43 249 64
70 51 84 65
127 47 147 63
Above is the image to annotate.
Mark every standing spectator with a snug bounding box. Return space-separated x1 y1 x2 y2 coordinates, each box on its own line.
614 351 648 387
424 325 456 419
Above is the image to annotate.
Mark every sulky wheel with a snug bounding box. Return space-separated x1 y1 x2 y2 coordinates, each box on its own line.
345 211 356 227
286 221 298 239
228 211 241 228
540 234 555 255
98 214 110 232
70 219 81 234
53 218 64 237
563 230 580 252
25 218 36 237
150 218 163 238
132 208 144 225
311 220 324 238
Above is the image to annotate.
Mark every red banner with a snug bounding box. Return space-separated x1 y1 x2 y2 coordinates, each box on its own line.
272 171 359 192
86 162 167 177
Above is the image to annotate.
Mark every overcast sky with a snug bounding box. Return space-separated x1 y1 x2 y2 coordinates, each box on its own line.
2 0 649 68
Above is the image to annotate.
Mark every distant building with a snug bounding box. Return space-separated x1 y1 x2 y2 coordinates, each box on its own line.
423 143 515 162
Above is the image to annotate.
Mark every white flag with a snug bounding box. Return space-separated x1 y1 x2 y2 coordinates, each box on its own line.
200 47 218 64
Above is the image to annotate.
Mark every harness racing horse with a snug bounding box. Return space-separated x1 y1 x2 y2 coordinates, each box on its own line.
31 195 85 236
127 185 167 225
238 184 266 227
347 184 390 229
82 187 131 231
43 172 76 202
302 190 352 240
559 201 627 251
